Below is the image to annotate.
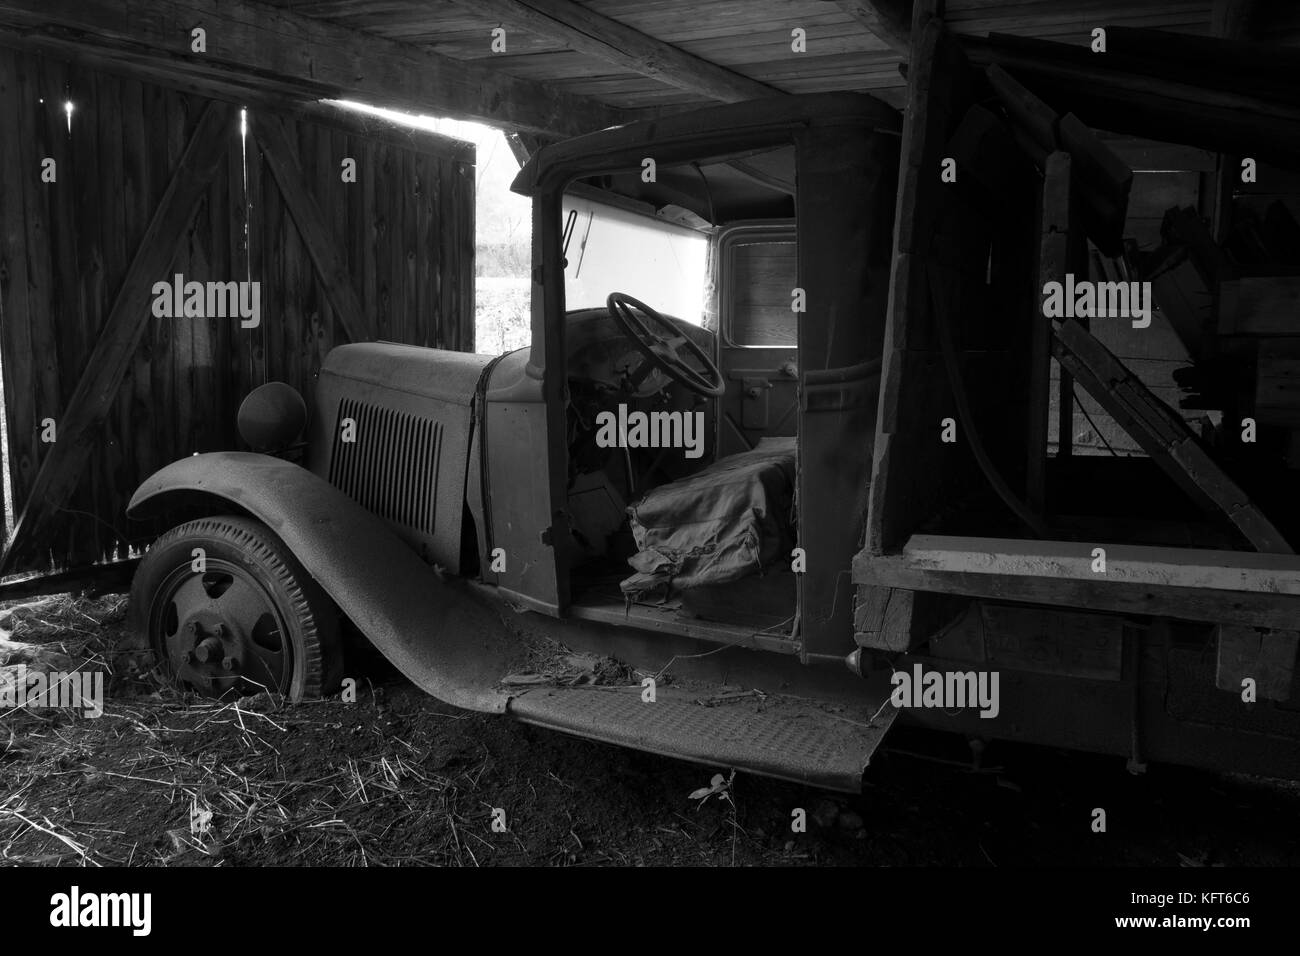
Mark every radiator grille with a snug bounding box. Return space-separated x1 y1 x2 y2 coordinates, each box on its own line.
329 397 442 537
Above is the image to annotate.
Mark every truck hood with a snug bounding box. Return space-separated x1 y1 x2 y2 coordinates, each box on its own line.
319 342 494 406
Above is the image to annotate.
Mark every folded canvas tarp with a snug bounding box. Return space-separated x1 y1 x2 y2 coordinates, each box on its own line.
621 437 797 600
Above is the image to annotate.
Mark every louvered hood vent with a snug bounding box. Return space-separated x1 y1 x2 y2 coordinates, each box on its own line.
328 396 442 537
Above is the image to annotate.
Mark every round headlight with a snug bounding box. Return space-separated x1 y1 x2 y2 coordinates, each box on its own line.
237 382 307 452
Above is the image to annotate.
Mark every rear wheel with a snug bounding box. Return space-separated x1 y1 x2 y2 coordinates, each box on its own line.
131 515 343 701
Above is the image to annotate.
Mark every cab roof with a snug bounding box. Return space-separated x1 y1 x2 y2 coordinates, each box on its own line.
510 92 900 199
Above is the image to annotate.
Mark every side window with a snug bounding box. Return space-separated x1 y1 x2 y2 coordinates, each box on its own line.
722 228 798 348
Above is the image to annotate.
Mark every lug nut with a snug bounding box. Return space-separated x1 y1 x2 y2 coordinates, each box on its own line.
194 636 225 663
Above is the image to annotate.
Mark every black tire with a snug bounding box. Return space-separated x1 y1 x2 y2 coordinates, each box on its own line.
131 515 343 701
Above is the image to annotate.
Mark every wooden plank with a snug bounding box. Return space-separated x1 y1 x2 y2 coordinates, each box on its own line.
835 1 914 57
892 18 974 261
137 79 172 530
0 0 628 137
244 111 266 388
292 120 315 393
87 70 128 564
17 56 60 552
0 101 234 574
120 75 155 557
964 34 1300 166
265 121 289 393
375 142 396 343
1215 624 1297 701
1030 151 1079 506
414 152 432 352
858 0 944 639
175 97 200 462
450 0 778 101
853 534 1300 630
441 153 458 349
204 99 232 454
853 584 913 650
156 93 187 461
900 533 1300 583
986 63 1057 156
867 5 954 554
437 154 454 350
1052 319 1292 553
456 156 475 351
252 114 365 347
308 123 335 380
227 111 249 429
49 60 105 557
852 585 967 652
393 146 410 347
0 52 37 521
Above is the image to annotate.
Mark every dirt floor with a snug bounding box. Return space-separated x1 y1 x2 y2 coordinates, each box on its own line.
2 592 1300 867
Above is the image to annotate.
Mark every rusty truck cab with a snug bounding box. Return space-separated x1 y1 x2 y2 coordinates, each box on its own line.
487 93 901 664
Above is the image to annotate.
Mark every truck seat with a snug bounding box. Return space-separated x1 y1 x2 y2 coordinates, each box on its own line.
620 436 796 600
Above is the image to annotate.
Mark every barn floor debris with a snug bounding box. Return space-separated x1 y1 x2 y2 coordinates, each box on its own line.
1 593 1299 867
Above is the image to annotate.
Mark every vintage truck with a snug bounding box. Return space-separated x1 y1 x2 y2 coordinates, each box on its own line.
125 22 1300 791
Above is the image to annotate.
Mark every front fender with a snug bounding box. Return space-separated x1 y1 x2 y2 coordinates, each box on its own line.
129 452 512 713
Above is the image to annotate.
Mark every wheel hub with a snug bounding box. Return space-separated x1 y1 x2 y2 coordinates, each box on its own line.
171 616 247 693
153 562 289 697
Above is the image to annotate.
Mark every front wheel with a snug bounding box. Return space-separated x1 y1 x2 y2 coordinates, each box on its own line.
131 515 343 701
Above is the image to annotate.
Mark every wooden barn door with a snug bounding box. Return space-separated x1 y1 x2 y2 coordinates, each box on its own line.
0 49 475 580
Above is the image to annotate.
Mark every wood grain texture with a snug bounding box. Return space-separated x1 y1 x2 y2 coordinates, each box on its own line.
1 98 234 573
450 0 778 101
0 0 627 136
0 49 476 575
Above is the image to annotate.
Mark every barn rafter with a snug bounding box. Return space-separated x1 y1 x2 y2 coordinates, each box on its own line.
0 0 1258 135
447 0 780 103
0 0 630 136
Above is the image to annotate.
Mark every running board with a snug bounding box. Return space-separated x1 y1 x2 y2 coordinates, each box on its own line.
507 683 896 793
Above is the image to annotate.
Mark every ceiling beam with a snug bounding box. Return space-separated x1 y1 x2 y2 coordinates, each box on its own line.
0 0 628 137
835 0 914 57
453 0 779 103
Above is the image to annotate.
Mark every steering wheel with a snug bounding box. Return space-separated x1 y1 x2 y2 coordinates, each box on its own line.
606 292 726 398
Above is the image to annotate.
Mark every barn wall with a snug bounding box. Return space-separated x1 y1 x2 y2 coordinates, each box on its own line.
0 48 475 573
